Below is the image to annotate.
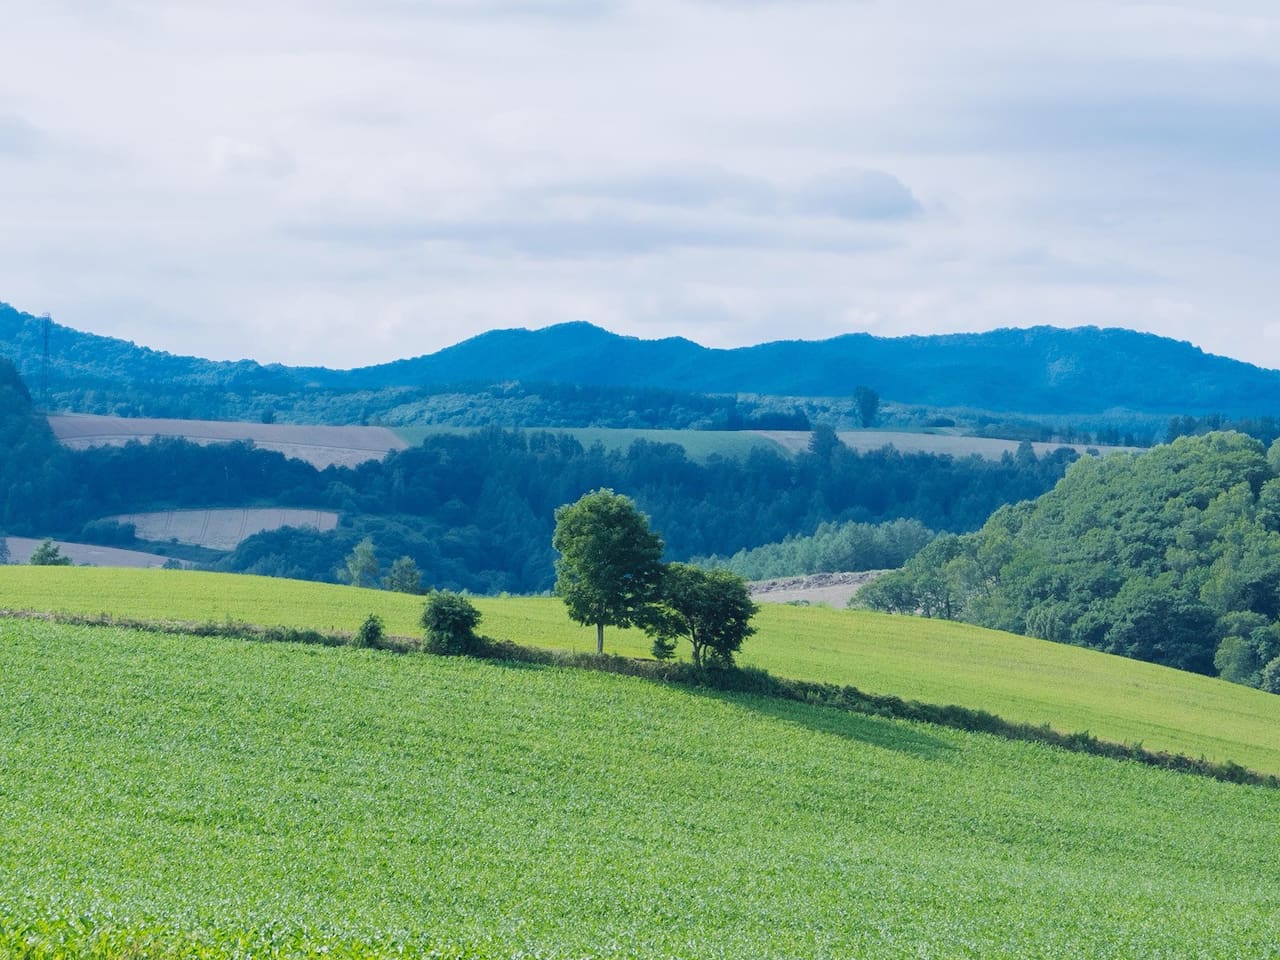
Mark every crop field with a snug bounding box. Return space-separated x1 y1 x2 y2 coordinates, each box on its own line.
1 536 176 568
759 429 1139 459
106 507 339 550
4 567 1280 775
3 617 1279 959
48 413 407 469
395 425 786 461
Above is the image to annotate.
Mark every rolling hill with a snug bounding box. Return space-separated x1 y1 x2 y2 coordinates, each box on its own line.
2 610 1278 958
6 300 1280 417
5 566 1279 774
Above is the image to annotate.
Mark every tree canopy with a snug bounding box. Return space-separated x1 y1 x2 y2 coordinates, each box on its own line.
858 432 1280 691
641 563 757 669
553 489 665 654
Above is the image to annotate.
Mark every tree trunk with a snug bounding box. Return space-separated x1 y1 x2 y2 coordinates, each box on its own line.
596 621 604 655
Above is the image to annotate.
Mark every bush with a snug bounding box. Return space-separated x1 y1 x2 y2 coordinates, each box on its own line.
354 614 385 649
421 591 482 655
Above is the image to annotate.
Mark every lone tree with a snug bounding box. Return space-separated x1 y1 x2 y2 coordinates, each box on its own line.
341 536 380 588
854 385 880 428
29 539 72 566
384 555 423 594
641 563 758 669
553 488 665 654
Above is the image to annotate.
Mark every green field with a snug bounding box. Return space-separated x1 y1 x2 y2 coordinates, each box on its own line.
4 567 1280 774
3 618 1279 959
393 425 785 461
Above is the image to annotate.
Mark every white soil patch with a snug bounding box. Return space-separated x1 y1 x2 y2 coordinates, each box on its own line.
106 508 340 551
48 414 408 469
754 429 1140 460
3 537 181 569
749 570 889 608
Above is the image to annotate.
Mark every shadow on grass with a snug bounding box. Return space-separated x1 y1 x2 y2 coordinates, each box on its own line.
677 684 957 760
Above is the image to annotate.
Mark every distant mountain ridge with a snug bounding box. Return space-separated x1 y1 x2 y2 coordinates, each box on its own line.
3 301 1278 416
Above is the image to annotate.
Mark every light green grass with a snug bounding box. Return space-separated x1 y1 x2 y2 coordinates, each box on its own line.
393 425 785 461
5 566 1280 775
3 618 1279 959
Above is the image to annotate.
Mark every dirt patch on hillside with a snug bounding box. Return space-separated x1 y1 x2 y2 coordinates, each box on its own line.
3 537 181 569
106 508 339 551
749 570 889 608
48 414 408 469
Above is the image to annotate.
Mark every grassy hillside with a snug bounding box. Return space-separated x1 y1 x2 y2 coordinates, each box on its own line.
5 567 1280 774
3 617 1279 959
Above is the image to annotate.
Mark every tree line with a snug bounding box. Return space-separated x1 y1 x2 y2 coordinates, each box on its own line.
2 358 1079 592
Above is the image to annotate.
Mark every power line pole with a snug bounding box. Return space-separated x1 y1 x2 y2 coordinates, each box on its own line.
41 313 51 412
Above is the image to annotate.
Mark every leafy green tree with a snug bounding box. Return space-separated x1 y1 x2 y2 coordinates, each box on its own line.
641 563 758 669
553 488 665 654
854 385 880 428
421 590 482 655
383 555 423 594
341 536 380 588
29 539 71 566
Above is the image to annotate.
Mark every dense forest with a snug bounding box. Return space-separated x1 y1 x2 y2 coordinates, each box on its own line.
859 432 1280 692
1 359 1080 592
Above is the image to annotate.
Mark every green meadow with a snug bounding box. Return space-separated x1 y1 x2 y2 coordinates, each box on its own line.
3 618 1279 959
4 567 1280 774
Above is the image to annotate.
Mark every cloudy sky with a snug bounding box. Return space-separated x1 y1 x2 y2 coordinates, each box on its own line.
3 1 1279 369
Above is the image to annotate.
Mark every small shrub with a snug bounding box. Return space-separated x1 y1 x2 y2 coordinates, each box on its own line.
421 591 482 655
354 614 385 649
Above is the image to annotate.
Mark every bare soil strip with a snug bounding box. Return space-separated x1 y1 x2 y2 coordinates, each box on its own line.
106 508 340 551
48 414 408 469
2 537 178 568
749 570 888 608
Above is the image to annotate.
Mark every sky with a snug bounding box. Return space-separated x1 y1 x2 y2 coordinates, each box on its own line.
3 0 1279 370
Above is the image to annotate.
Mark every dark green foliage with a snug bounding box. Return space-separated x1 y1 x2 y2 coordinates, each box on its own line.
640 563 758 668
859 432 1280 688
854 385 879 427
354 614 385 649
421 591 482 655
383 556 422 594
553 489 665 653
696 518 935 579
28 539 71 566
78 519 136 546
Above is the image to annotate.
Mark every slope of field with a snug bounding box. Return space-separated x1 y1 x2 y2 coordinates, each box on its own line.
760 429 1139 459
4 567 1280 774
2 536 178 568
3 618 1279 959
48 413 407 468
106 507 339 550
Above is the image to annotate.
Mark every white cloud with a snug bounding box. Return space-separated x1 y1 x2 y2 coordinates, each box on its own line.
1 0 1279 371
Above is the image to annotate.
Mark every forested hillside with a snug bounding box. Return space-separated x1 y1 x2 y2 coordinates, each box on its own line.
1 359 1079 592
860 432 1280 692
7 301 1280 421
